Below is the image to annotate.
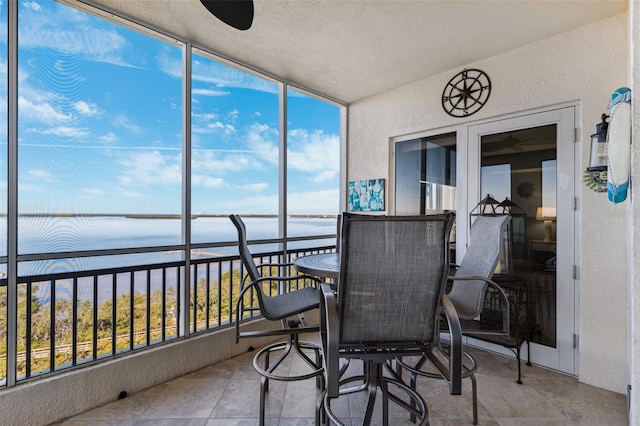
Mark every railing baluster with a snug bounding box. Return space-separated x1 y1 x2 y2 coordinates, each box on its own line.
111 273 116 356
93 275 98 361
72 277 78 366
161 267 166 341
146 269 151 346
205 263 210 329
50 280 56 373
176 266 182 338
25 280 32 378
129 271 134 351
217 262 222 327
191 264 196 333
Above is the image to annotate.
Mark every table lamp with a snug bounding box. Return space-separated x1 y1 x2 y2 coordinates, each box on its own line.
536 206 556 242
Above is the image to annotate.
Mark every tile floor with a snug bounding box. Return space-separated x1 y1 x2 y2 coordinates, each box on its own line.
56 337 628 426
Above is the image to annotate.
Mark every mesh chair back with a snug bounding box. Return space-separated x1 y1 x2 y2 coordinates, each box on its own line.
446 215 510 319
337 213 454 347
229 214 261 283
229 214 275 318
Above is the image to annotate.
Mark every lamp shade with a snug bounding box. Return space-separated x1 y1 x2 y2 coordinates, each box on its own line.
587 114 609 172
536 207 556 221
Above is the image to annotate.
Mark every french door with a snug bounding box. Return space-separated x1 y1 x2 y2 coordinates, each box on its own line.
465 107 577 375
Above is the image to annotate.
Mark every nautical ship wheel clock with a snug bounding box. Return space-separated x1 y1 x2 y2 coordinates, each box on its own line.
442 68 491 117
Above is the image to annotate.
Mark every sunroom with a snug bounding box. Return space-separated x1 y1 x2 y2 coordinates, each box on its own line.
0 0 638 424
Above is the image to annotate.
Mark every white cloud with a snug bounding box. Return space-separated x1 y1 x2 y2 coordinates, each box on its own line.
19 96 71 123
192 112 236 135
193 112 220 121
287 189 340 215
216 188 339 215
26 169 55 182
73 100 98 116
192 150 252 175
245 123 279 166
100 132 118 143
19 3 134 67
112 114 143 134
192 88 230 97
287 128 340 182
24 1 41 11
192 175 225 189
237 182 269 191
161 53 279 94
227 109 239 121
32 126 89 138
117 150 181 187
207 121 236 133
82 188 105 196
116 188 144 198
218 193 279 215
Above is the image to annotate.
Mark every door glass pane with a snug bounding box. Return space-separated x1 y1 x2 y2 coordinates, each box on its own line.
480 125 557 347
395 132 456 215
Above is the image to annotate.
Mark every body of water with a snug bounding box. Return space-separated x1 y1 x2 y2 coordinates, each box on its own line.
0 215 337 305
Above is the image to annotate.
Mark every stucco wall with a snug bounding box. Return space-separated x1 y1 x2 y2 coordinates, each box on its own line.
347 13 629 393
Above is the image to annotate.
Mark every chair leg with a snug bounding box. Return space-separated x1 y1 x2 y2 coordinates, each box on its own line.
253 334 324 424
322 360 428 426
409 355 428 423
263 347 270 392
363 363 379 425
470 372 478 425
259 376 267 426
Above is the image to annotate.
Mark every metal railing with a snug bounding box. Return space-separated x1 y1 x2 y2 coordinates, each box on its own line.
0 241 336 385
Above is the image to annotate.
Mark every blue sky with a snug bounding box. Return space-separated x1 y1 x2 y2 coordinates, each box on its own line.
5 0 340 216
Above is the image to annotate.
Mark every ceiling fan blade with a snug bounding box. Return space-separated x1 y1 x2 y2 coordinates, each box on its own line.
200 0 254 31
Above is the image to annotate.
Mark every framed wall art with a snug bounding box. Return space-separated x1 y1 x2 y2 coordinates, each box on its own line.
348 178 385 212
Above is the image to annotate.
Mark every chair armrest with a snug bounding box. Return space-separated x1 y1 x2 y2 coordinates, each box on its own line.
447 275 511 340
235 274 321 342
242 272 321 288
319 282 340 398
441 295 462 395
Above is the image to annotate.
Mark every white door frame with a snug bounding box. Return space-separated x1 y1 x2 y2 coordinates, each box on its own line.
464 106 578 375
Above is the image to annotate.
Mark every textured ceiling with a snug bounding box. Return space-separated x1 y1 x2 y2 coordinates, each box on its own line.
72 0 627 104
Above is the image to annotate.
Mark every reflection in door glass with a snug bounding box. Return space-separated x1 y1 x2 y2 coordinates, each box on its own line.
395 133 456 215
481 125 557 348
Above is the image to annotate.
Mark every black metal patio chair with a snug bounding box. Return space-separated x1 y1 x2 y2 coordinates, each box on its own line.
316 212 462 425
230 214 324 425
402 214 511 425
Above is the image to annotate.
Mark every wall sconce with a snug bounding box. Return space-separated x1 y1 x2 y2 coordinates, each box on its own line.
584 114 609 192
536 206 556 242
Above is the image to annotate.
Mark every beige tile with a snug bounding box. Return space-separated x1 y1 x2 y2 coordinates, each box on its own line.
138 377 224 419
280 377 323 418
132 420 207 425
61 342 629 426
211 377 286 419
55 420 137 426
474 373 565 419
205 419 265 426
525 377 628 422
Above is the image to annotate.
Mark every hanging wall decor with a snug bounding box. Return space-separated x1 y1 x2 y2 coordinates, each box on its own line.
348 179 385 212
442 68 491 117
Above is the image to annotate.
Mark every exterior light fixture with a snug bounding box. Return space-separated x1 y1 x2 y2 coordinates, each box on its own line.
584 114 609 192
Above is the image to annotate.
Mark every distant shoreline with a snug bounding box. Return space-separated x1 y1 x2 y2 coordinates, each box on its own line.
0 213 338 219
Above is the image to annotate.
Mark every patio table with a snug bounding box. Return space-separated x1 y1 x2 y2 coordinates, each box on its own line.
293 252 339 280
